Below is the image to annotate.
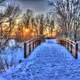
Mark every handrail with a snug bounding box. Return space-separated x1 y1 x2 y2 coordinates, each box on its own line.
0 35 44 58
23 35 45 58
58 38 78 59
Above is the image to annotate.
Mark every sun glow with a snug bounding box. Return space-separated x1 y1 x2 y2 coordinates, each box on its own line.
25 28 30 33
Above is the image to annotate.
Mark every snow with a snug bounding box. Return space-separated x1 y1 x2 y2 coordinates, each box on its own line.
7 39 17 48
45 39 58 43
0 39 24 72
0 39 80 80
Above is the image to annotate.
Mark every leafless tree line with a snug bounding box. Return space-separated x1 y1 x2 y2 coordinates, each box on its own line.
49 0 80 41
0 4 56 43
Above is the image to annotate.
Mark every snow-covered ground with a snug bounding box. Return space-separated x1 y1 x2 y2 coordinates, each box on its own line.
0 39 24 72
0 39 80 80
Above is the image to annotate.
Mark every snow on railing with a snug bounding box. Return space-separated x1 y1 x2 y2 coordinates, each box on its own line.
23 35 44 58
59 39 78 59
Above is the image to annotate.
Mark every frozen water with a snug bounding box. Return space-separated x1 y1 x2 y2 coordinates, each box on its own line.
0 39 80 80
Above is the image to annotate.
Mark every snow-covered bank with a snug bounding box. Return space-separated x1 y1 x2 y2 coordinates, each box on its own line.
0 39 80 80
0 39 24 72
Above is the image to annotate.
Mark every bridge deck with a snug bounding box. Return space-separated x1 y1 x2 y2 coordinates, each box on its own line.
0 40 80 80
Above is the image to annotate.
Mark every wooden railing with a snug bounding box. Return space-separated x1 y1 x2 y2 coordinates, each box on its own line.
23 35 44 58
59 39 78 59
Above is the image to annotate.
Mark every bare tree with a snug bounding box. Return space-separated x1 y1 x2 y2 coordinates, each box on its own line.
4 5 21 38
50 19 54 37
0 12 4 38
39 14 44 35
48 0 80 40
23 9 33 28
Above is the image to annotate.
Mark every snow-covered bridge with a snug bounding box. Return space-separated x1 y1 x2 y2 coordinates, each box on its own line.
0 38 80 80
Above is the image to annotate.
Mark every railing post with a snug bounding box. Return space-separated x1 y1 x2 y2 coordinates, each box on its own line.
31 42 33 52
39 39 41 45
29 43 31 54
65 41 67 48
35 40 38 47
70 44 73 53
67 41 69 50
33 42 35 49
24 42 27 58
75 43 78 59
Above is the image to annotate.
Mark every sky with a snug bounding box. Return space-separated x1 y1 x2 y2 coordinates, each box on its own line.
16 0 49 13
0 0 50 14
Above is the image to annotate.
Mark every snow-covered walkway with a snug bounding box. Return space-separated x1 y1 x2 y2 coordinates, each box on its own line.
0 39 80 80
